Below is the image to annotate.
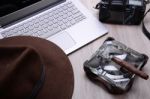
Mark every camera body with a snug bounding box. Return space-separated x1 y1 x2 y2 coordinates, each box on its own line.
99 0 146 25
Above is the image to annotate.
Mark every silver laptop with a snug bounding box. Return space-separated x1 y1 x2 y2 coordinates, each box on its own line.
0 0 108 54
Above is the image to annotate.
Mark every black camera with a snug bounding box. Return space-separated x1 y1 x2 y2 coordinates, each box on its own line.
98 0 147 25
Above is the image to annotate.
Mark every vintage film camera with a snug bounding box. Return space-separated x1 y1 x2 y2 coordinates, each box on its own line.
98 0 147 25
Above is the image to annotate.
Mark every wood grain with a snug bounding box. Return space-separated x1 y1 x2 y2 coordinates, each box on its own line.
69 0 150 99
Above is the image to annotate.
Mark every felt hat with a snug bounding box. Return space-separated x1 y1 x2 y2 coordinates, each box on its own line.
0 36 74 99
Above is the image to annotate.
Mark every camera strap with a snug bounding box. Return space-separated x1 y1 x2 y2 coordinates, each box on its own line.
142 8 150 40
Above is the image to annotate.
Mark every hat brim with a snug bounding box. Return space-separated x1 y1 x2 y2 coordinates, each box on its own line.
0 36 74 99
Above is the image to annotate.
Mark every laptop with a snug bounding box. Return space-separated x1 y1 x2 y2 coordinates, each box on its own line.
0 0 108 55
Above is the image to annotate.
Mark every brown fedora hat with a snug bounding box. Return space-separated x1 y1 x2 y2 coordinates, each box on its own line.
0 36 74 99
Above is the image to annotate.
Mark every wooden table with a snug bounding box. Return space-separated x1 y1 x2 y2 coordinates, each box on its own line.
69 0 150 99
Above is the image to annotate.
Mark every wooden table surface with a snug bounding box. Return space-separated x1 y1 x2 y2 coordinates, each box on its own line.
69 0 150 99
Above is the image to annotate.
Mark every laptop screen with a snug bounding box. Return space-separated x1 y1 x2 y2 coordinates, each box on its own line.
0 0 65 27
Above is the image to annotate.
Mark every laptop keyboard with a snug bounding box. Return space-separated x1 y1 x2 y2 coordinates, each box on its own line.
1 1 86 38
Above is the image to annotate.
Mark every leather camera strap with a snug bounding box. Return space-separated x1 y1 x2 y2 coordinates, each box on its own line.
142 8 150 40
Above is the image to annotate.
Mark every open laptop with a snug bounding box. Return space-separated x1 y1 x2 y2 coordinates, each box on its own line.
0 0 108 55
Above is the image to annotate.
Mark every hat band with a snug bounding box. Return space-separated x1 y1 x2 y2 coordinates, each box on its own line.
28 64 45 99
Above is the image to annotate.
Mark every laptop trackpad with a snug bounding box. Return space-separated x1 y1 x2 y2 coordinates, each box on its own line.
48 31 76 50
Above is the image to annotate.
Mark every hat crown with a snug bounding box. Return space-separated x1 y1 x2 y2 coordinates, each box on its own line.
0 36 74 99
0 46 44 99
